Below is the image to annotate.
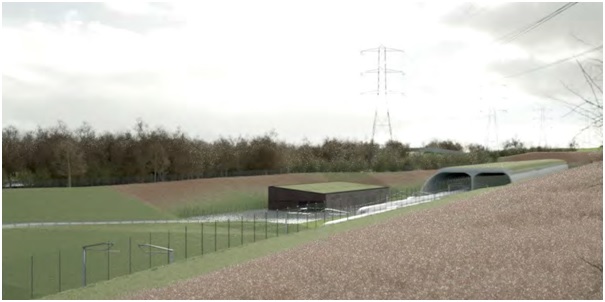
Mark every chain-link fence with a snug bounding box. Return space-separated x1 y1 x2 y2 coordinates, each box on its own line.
3 211 325 300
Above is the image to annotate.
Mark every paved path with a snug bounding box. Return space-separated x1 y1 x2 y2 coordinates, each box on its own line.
2 209 340 229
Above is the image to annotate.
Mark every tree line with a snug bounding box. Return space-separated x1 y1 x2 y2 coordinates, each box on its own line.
2 120 574 188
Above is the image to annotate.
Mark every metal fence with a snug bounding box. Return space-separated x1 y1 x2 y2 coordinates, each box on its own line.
5 212 319 300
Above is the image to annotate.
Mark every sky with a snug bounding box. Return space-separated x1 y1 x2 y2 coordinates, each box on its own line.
2 1 603 148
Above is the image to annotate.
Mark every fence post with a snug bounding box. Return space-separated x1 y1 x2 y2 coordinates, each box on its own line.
240 217 244 246
58 250 62 292
167 231 171 264
30 255 34 299
107 241 111 280
82 248 87 287
227 219 231 248
286 212 289 234
276 210 279 237
149 232 152 269
253 214 256 242
214 221 217 252
201 222 204 256
129 237 132 274
306 205 309 228
185 226 188 259
265 212 268 239
315 204 318 228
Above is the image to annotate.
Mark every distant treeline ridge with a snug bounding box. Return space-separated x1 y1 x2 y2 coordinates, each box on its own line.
2 120 576 187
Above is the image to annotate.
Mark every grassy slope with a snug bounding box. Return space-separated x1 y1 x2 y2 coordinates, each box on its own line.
498 151 602 168
577 147 603 152
2 187 173 224
42 188 493 300
454 159 565 172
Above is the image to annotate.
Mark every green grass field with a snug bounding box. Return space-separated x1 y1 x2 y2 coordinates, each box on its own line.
172 191 268 218
2 187 173 223
320 172 428 191
3 219 304 300
276 182 385 194
41 188 495 300
577 147 603 152
457 159 566 172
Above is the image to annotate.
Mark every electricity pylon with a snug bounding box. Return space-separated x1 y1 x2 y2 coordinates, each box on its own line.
533 105 552 147
479 83 508 150
361 45 405 145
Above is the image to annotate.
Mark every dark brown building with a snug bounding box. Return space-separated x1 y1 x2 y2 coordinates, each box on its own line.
268 182 389 210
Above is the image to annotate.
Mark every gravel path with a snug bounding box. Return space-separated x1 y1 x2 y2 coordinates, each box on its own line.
1 210 331 229
128 162 603 300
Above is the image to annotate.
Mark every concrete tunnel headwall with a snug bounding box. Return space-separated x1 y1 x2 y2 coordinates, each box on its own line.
421 160 569 194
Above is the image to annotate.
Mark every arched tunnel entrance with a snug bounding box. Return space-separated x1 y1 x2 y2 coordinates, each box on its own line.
421 160 568 194
422 169 514 193
423 172 472 193
474 172 511 189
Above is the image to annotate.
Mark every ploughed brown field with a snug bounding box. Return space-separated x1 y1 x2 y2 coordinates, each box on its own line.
114 170 436 210
499 151 603 167
128 162 602 300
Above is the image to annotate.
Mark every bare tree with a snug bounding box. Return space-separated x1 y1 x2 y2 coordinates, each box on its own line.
502 138 526 150
2 126 24 187
556 58 603 144
147 141 170 182
425 139 464 151
53 138 87 187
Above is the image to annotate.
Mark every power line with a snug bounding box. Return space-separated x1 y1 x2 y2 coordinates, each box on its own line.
494 2 578 45
450 2 497 26
502 44 603 79
433 2 581 79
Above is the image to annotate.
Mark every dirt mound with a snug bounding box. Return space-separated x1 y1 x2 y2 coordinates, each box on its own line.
113 171 435 210
129 162 603 300
499 151 602 167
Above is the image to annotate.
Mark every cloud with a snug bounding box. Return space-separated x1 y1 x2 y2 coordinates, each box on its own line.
439 2 603 116
2 1 602 147
2 2 182 33
103 2 171 16
444 2 602 48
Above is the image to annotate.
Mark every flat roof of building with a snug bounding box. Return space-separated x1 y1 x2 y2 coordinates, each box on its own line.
274 182 386 194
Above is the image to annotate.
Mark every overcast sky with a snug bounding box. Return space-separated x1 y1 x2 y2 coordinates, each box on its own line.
2 1 603 148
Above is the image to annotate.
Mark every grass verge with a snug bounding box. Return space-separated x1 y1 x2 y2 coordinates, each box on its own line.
468 159 565 171
576 147 603 152
172 191 266 218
